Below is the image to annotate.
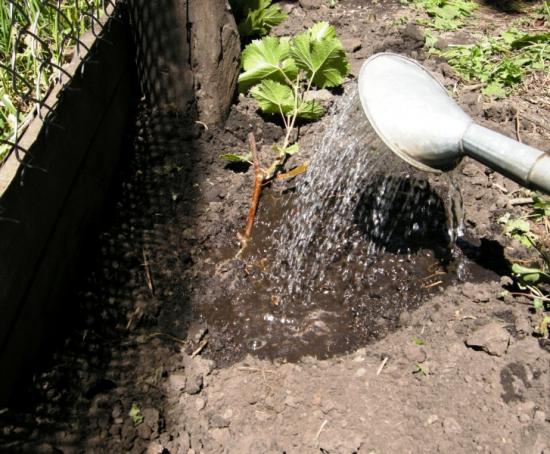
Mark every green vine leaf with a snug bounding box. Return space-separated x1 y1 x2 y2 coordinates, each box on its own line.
291 22 350 88
238 37 298 92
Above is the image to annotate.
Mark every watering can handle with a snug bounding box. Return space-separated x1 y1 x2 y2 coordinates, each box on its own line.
462 123 550 195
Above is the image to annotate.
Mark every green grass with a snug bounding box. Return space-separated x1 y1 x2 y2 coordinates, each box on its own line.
0 0 105 163
402 0 478 30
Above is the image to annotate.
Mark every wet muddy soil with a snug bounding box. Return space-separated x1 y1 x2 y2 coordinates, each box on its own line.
1 0 550 453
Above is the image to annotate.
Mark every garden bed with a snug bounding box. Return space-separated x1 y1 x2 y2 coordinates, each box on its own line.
1 0 549 452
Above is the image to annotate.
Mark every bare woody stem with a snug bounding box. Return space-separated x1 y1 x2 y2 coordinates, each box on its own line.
242 132 264 242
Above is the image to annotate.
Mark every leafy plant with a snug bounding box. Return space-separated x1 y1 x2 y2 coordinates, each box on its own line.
435 29 550 97
413 363 428 376
223 22 349 248
129 403 144 426
230 0 287 38
498 214 537 248
404 0 478 30
500 196 550 334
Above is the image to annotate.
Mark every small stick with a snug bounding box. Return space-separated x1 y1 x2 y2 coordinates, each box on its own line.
240 133 264 249
141 332 187 344
316 420 328 440
515 111 522 143
142 250 154 296
508 197 534 206
492 182 508 194
422 280 443 289
191 339 208 357
422 271 446 280
376 357 388 376
237 366 276 374
462 83 485 92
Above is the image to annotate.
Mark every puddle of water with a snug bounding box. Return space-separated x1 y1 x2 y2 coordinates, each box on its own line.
197 88 490 363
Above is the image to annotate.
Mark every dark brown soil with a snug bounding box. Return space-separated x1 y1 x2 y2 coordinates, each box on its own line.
1 0 550 453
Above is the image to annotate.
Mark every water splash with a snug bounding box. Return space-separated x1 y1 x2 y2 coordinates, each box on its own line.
272 88 451 302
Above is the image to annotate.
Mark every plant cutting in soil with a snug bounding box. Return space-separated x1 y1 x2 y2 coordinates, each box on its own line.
223 21 349 248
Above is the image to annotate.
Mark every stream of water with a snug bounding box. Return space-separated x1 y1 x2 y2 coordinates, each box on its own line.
272 88 461 303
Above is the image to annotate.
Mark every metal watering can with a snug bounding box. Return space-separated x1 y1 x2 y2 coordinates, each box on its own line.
358 53 550 194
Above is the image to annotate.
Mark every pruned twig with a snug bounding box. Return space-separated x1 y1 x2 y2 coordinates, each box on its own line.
238 132 265 252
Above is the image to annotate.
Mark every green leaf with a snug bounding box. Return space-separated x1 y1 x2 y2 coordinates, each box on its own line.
220 153 253 164
296 100 325 120
424 30 438 48
284 143 300 155
504 218 537 247
511 263 550 283
413 364 428 376
237 0 287 37
250 80 295 115
537 315 550 337
129 403 144 427
413 338 425 345
239 37 299 92
482 82 506 98
273 143 300 158
505 218 530 234
291 23 350 88
533 298 544 312
510 32 550 49
308 21 337 41
532 196 550 218
250 80 325 121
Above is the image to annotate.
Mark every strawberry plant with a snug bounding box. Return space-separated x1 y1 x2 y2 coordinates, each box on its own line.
230 0 287 38
223 22 350 248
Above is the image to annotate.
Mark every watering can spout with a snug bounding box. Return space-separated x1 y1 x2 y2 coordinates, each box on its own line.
358 53 550 195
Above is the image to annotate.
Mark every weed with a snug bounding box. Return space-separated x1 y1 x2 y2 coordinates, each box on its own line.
413 363 428 375
403 0 477 30
435 29 550 97
223 22 350 248
499 196 550 335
